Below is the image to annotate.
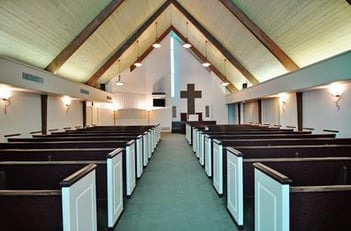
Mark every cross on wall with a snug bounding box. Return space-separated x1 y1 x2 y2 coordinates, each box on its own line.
180 84 202 114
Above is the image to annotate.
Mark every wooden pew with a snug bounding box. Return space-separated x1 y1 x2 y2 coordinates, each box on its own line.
5 136 145 181
254 159 351 231
0 148 124 229
226 145 351 227
0 163 97 231
204 132 335 177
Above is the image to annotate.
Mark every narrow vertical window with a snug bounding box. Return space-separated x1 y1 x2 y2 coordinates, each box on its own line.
170 35 175 98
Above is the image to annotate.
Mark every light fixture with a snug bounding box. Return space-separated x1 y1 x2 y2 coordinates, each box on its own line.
329 83 344 110
221 59 229 87
62 96 71 113
183 21 192 49
134 40 143 67
278 93 288 105
152 22 162 48
115 59 124 86
0 88 12 114
202 40 210 67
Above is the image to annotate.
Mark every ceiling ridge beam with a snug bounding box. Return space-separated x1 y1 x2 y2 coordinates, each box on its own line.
45 0 125 74
171 26 237 93
86 0 173 86
130 26 173 72
219 0 299 71
172 0 259 85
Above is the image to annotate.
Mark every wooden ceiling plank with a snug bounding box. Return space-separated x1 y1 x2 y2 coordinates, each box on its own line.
172 1 259 85
172 26 237 93
46 0 125 74
130 26 173 72
219 0 299 71
86 0 173 86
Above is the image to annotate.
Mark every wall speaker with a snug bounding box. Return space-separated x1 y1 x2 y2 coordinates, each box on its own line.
205 105 210 118
172 106 177 118
100 83 106 91
242 83 247 89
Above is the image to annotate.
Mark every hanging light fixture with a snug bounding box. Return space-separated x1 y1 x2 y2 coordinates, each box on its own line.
221 59 229 87
152 22 162 48
115 59 124 86
183 21 192 49
134 40 142 67
202 40 210 67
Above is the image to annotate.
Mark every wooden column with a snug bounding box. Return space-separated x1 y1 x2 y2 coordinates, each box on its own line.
82 101 87 128
237 103 241 125
41 95 48 134
258 99 262 125
296 92 303 131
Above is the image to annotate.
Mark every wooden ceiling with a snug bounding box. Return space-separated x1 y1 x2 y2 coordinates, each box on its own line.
0 0 350 93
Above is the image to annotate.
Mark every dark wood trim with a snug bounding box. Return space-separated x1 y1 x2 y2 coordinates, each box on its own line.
82 101 87 128
253 162 292 184
171 26 237 93
303 127 315 131
46 0 125 73
323 129 340 133
4 133 21 138
86 0 173 86
172 1 259 85
296 92 303 131
60 164 97 187
257 99 262 125
41 95 48 135
237 103 241 124
29 130 42 134
286 125 296 129
48 129 59 132
219 0 299 71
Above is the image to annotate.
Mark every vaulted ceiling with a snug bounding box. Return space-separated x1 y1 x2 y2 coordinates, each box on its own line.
1 0 350 93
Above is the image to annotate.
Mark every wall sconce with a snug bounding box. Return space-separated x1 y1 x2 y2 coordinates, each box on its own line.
62 96 71 113
279 93 288 105
134 40 143 67
152 22 162 48
0 88 12 114
329 83 344 110
278 93 288 111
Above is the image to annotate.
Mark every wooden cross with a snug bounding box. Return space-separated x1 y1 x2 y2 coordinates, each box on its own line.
180 84 202 114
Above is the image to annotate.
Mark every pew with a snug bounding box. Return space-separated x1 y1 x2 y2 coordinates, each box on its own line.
0 163 97 231
0 136 144 178
204 132 335 177
226 145 351 227
0 148 124 229
254 159 351 231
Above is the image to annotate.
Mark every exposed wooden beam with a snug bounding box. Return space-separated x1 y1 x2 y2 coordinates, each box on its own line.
219 0 299 71
172 26 237 93
346 0 351 6
172 1 259 85
130 26 173 72
46 0 125 74
86 0 173 86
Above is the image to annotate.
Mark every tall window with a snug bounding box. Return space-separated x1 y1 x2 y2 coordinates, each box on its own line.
170 34 175 98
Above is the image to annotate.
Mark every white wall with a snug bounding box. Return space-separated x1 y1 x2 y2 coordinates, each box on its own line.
279 93 298 129
261 98 280 126
0 91 83 142
106 33 228 129
303 83 351 137
243 101 259 124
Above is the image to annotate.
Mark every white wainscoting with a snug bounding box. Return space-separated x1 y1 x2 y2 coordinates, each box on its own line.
255 168 290 231
61 169 97 231
107 152 123 228
227 150 244 226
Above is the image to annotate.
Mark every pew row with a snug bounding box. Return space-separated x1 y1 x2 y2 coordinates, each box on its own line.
0 163 97 231
254 159 351 231
0 148 125 229
0 140 137 196
225 145 351 227
204 132 335 177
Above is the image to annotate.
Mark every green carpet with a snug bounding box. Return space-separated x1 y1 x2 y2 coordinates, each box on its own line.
114 133 243 231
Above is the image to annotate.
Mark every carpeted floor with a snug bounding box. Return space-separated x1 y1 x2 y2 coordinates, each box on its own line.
114 132 245 231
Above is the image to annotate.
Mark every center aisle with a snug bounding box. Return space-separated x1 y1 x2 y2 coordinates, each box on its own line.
114 133 239 231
